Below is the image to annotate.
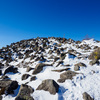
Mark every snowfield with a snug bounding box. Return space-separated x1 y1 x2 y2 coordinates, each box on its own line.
0 38 100 100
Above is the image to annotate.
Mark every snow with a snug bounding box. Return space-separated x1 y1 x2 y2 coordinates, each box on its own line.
1 38 100 100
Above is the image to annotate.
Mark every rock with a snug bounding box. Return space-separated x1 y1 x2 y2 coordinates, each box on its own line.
52 68 70 72
0 63 4 69
56 49 60 55
83 92 94 100
48 50 53 54
89 60 99 65
56 61 63 67
21 74 30 80
0 96 2 100
57 71 78 83
32 63 52 74
54 57 59 62
15 84 34 100
37 79 59 95
0 80 18 95
60 53 66 60
26 67 34 72
6 81 18 94
0 87 6 95
1 75 10 80
88 47 100 65
0 80 12 88
74 62 86 71
30 76 36 81
4 66 18 75
0 70 2 75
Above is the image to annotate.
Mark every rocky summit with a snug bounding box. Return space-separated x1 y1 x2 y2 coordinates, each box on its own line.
0 37 100 100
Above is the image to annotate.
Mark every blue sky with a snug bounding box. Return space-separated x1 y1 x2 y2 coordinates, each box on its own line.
0 0 100 48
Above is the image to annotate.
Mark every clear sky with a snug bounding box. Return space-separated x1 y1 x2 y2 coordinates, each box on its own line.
0 0 100 48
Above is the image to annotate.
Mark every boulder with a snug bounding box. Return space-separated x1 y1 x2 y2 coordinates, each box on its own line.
83 92 94 100
52 68 70 72
54 57 59 62
0 70 2 75
4 66 18 75
88 47 100 65
1 75 10 80
37 79 59 95
32 63 52 74
21 74 30 80
0 96 2 100
0 80 18 95
60 53 66 60
15 84 34 100
56 61 63 67
30 76 36 81
74 62 86 71
57 71 78 83
6 81 18 94
26 67 34 72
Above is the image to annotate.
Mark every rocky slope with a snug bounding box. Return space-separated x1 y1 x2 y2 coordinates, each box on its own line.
0 37 100 100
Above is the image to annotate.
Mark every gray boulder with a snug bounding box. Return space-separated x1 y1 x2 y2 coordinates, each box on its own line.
15 84 34 100
0 80 18 95
32 63 52 74
74 62 86 71
21 74 30 80
37 79 59 95
57 71 78 83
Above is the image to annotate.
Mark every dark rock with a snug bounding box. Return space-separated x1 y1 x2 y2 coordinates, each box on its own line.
0 70 2 75
74 62 86 71
0 63 4 69
89 60 99 65
0 80 18 95
32 63 52 74
30 76 36 81
15 84 34 100
57 71 78 83
48 50 53 54
6 81 18 94
21 74 30 80
56 61 63 67
52 68 70 72
83 92 94 100
4 66 18 75
37 79 59 95
60 53 66 60
0 95 2 100
56 49 60 55
54 57 59 62
26 67 34 72
1 75 9 80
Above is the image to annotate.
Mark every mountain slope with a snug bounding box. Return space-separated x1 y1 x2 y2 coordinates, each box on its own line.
0 37 100 100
